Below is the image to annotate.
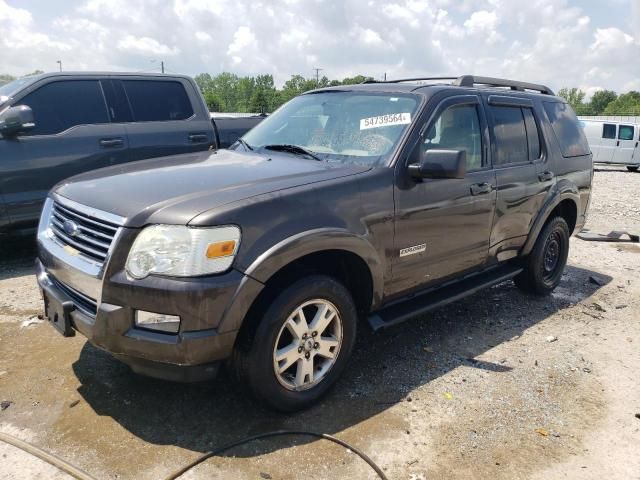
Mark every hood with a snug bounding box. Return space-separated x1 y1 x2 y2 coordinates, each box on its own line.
54 149 369 227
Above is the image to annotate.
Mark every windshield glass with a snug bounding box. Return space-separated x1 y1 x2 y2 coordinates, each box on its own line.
0 77 39 104
242 91 420 166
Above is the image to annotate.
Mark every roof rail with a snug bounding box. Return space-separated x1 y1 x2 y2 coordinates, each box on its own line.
371 75 555 95
454 75 554 95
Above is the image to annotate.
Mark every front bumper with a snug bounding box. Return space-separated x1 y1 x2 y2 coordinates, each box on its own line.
35 257 250 382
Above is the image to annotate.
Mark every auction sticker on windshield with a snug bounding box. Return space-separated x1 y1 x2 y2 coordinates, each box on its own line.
360 113 411 130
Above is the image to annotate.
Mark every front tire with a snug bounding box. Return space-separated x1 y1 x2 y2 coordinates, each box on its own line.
626 166 639 172
231 275 357 412
514 216 570 295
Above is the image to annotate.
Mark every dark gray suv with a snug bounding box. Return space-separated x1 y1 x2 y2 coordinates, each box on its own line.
36 75 593 411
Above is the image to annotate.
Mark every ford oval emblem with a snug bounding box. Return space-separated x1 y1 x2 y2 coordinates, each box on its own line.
63 219 80 237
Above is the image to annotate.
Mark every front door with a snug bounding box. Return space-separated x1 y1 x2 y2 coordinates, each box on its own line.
611 124 636 165
0 79 127 230
391 95 496 296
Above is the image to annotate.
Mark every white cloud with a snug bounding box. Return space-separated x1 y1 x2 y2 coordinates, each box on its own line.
227 26 256 55
0 0 636 94
464 10 497 33
117 35 180 56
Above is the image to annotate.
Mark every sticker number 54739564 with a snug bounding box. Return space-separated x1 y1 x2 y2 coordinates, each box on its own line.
360 112 411 130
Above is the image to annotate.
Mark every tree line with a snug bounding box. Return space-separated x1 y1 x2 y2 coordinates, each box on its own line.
194 73 372 113
2 70 639 116
558 87 640 116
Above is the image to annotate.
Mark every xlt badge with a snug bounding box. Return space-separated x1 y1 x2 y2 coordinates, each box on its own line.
400 244 426 257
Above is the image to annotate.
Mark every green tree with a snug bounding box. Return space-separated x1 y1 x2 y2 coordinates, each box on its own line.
0 74 16 86
589 90 617 115
236 76 256 112
603 91 640 115
557 87 590 114
249 89 269 113
340 75 373 85
203 90 223 111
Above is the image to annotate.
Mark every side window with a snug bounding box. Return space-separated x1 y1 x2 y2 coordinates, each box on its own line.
423 103 483 171
619 125 634 141
489 105 528 165
522 108 541 160
18 80 109 135
602 124 616 139
122 80 193 122
542 102 590 157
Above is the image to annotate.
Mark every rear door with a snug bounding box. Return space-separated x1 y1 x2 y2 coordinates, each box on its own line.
597 123 617 164
485 96 548 257
116 77 215 161
611 124 636 165
0 78 127 230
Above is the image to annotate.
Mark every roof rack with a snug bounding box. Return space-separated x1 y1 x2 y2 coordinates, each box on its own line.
369 75 554 95
454 75 554 95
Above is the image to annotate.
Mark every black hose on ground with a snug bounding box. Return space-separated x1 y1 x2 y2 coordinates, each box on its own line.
0 429 389 480
163 430 389 480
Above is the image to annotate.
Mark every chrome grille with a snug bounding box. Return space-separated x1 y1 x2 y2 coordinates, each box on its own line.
49 201 119 264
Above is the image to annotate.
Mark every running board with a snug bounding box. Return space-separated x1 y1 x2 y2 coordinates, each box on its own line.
368 265 523 331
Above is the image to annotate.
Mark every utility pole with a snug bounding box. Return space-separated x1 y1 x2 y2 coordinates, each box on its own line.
161 61 165 74
56 60 62 72
384 72 387 81
313 67 323 87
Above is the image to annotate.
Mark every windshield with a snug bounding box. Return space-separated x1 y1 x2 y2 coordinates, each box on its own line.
0 77 39 105
242 91 420 166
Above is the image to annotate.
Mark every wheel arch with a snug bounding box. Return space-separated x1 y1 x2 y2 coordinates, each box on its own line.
220 229 383 346
521 187 579 256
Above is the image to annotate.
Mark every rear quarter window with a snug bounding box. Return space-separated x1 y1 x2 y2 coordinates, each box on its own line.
542 102 590 157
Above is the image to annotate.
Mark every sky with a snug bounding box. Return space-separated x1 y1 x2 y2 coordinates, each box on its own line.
1 0 639 96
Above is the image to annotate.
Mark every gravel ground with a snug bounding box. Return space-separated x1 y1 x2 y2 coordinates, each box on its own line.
0 165 639 480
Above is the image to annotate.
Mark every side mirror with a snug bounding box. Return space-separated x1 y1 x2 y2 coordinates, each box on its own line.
408 149 466 180
0 105 35 137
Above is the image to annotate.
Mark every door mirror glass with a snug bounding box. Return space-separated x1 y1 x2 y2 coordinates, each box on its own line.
0 105 35 137
409 149 466 179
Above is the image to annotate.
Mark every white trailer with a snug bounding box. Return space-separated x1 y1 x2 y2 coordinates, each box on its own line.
580 119 639 171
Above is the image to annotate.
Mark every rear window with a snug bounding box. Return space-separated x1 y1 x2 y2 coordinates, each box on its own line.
542 102 590 157
489 105 528 165
123 80 193 122
619 125 634 141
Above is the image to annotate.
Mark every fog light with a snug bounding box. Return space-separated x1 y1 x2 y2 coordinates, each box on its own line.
135 310 181 334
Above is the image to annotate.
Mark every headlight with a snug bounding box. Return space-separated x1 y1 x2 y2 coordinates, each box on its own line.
126 225 240 279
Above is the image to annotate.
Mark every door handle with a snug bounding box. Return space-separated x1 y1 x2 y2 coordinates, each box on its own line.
188 133 208 143
538 171 554 182
99 138 124 148
470 182 493 195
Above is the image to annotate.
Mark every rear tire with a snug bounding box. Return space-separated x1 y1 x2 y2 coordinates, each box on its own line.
230 275 357 412
626 166 639 172
514 216 570 295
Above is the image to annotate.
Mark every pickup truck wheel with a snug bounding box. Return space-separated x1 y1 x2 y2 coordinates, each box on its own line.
232 275 357 412
514 216 570 295
626 166 638 172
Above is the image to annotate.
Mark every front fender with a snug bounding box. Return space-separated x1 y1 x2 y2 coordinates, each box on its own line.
521 182 580 256
243 228 385 308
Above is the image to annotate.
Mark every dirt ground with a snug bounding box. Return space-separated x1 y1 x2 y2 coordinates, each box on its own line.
1 166 639 480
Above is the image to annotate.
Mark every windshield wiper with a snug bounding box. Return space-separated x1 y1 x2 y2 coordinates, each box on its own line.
263 144 322 161
236 138 253 151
